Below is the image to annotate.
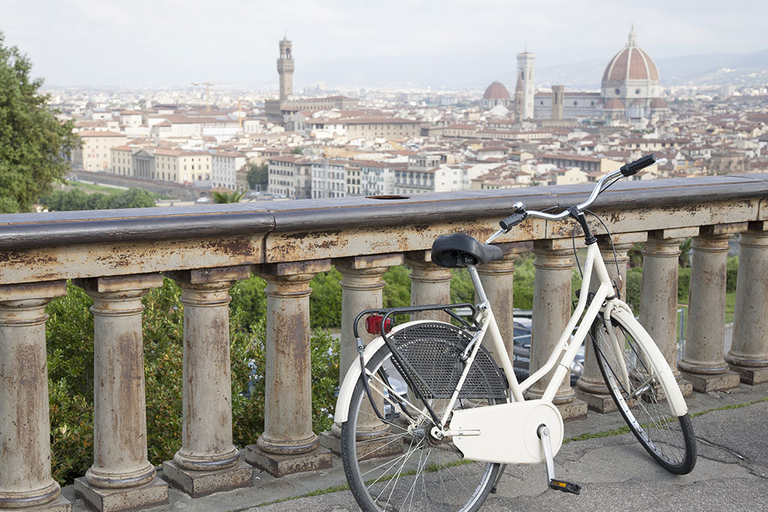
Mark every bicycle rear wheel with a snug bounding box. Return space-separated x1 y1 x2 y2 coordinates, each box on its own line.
341 321 507 512
591 311 696 474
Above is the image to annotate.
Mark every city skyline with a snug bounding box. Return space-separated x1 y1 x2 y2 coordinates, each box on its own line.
2 0 767 89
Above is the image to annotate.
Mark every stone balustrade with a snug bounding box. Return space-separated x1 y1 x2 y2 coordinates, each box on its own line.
1 174 767 511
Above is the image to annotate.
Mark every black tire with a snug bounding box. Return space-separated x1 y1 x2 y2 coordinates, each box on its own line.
591 313 697 475
341 322 506 512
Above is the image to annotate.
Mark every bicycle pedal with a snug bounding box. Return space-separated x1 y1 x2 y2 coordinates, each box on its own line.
548 479 581 495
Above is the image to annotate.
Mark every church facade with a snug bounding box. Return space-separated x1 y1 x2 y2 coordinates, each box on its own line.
485 27 669 122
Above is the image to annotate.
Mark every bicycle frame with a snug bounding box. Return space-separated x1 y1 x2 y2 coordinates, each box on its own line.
443 240 614 423
334 238 615 427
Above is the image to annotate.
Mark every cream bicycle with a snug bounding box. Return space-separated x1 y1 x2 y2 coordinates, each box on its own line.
334 154 697 512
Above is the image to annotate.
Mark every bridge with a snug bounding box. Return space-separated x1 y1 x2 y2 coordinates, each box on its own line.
0 174 766 511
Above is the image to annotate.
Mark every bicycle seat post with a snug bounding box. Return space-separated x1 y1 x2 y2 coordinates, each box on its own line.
466 265 488 307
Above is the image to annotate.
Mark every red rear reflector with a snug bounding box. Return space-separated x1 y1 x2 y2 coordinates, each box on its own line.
366 315 393 335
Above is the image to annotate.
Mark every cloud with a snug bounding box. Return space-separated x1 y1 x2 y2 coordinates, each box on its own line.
1 0 766 87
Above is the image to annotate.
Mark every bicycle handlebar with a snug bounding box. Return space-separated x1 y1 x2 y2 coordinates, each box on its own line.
491 154 665 242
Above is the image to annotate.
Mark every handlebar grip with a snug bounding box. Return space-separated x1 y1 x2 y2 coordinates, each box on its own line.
620 153 656 177
499 208 528 231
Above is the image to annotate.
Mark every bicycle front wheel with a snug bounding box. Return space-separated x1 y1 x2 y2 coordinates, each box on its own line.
341 321 507 512
591 311 696 475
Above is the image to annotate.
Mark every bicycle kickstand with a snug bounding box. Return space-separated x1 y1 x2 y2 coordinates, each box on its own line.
537 424 581 495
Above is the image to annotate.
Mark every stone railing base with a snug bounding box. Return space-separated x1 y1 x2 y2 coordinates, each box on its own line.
73 477 168 512
556 399 588 420
729 365 768 386
0 495 72 512
161 459 253 498
679 371 741 393
244 445 332 478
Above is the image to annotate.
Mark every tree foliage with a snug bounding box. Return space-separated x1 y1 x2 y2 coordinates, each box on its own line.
309 268 343 328
41 187 156 211
383 265 411 308
246 163 268 190
0 33 79 213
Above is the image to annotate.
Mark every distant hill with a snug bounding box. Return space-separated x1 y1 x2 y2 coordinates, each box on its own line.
658 50 768 86
531 49 768 89
300 49 768 91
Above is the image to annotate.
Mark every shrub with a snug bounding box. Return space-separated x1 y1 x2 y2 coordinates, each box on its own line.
310 268 343 328
726 256 739 293
383 265 411 308
513 256 535 310
46 278 340 486
678 267 691 301
450 267 475 304
625 267 643 314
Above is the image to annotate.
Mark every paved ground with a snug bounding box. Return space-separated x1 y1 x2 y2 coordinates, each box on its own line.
62 383 767 512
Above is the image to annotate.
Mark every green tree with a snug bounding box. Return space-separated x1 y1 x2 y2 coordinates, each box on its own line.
290 147 304 155
108 188 156 209
0 33 79 213
246 163 268 190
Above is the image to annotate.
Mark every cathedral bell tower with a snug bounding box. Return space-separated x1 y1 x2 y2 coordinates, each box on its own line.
515 51 535 120
277 36 294 101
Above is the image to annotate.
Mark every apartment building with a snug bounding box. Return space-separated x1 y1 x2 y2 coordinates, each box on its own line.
268 155 312 199
155 148 184 183
360 162 403 196
212 151 247 190
73 131 128 171
346 163 362 197
311 160 347 199
307 117 421 141
111 145 134 176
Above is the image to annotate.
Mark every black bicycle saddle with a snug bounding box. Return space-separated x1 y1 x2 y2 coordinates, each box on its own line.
431 233 503 268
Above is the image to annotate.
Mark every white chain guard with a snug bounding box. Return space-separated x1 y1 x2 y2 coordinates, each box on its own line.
450 399 564 465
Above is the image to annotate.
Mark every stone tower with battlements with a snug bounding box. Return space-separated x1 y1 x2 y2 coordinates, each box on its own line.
277 36 294 101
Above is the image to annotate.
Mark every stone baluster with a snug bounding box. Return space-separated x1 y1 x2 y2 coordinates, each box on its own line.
529 241 587 419
639 229 697 397
727 223 768 385
476 243 530 362
0 280 70 512
162 267 253 497
406 251 452 321
336 254 404 384
577 234 642 412
73 275 169 512
678 227 743 392
320 254 404 456
245 261 333 477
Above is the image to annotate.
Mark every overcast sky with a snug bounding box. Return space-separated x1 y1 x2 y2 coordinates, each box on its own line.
1 0 766 89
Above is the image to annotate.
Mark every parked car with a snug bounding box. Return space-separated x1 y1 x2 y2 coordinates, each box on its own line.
513 317 584 387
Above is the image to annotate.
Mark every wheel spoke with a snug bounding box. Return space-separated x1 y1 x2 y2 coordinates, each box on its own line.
342 322 504 511
592 314 696 475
